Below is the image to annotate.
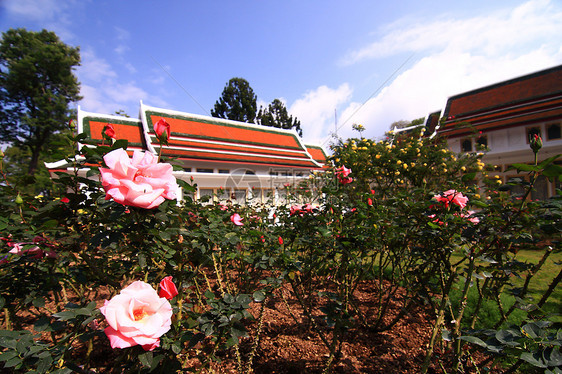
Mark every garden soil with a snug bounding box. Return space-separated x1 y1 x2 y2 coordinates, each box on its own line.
16 280 498 373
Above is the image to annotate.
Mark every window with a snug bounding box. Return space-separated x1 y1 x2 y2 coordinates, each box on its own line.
547 123 561 140
196 168 213 173
526 127 541 143
245 170 256 175
218 169 230 174
461 138 472 152
183 167 192 172
476 135 488 150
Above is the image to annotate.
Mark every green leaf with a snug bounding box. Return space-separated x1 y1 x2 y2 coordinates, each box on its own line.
138 351 153 368
3 356 22 368
37 355 53 374
522 322 542 339
508 163 539 172
32 297 45 308
462 172 476 182
544 347 562 367
252 291 266 303
0 351 18 362
112 139 129 150
459 335 487 348
520 352 547 368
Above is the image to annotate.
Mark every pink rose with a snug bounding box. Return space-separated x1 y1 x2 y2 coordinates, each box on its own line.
434 189 468 209
335 166 353 184
158 276 178 300
100 281 173 351
302 203 314 213
462 210 480 224
99 149 179 209
8 243 26 255
103 124 116 140
335 166 352 177
290 205 302 216
230 213 243 226
153 118 171 143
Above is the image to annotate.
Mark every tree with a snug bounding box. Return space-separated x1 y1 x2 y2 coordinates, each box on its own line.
0 28 81 176
211 77 257 123
257 99 302 137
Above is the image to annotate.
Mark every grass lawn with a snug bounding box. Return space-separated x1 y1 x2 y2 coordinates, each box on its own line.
450 247 561 329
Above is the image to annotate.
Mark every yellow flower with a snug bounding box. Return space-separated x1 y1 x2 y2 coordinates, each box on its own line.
403 164 408 169
474 194 481 199
397 160 402 165
461 166 466 171
395 171 400 175
375 154 381 159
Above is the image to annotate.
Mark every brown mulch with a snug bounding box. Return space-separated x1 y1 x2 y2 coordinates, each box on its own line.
10 279 497 373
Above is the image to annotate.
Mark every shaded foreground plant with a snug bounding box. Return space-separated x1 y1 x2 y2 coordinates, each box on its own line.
0 125 559 373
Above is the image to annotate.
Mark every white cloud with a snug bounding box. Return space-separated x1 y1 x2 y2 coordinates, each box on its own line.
342 0 562 65
78 48 118 81
324 0 562 144
289 84 352 145
77 49 169 116
2 0 77 40
114 27 131 56
3 0 62 21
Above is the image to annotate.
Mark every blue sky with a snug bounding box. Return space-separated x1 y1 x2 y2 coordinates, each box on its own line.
1 0 561 147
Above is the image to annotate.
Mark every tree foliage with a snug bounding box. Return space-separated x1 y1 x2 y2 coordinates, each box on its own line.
257 99 302 137
211 77 257 123
0 28 81 176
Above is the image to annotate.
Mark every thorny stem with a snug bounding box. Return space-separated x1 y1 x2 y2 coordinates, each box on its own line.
421 266 456 374
244 297 268 374
452 255 476 372
494 246 553 329
289 278 331 350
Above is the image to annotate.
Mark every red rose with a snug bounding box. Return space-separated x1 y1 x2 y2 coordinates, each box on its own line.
103 124 116 140
154 118 171 143
158 276 178 300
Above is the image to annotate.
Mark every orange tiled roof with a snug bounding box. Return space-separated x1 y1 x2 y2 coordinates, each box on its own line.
439 65 562 138
140 103 324 169
75 104 326 169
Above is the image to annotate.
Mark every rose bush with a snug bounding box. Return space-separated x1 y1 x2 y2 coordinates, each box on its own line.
99 281 173 351
99 148 179 209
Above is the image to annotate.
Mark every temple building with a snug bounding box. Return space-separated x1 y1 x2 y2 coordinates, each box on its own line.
432 64 562 199
46 102 327 204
